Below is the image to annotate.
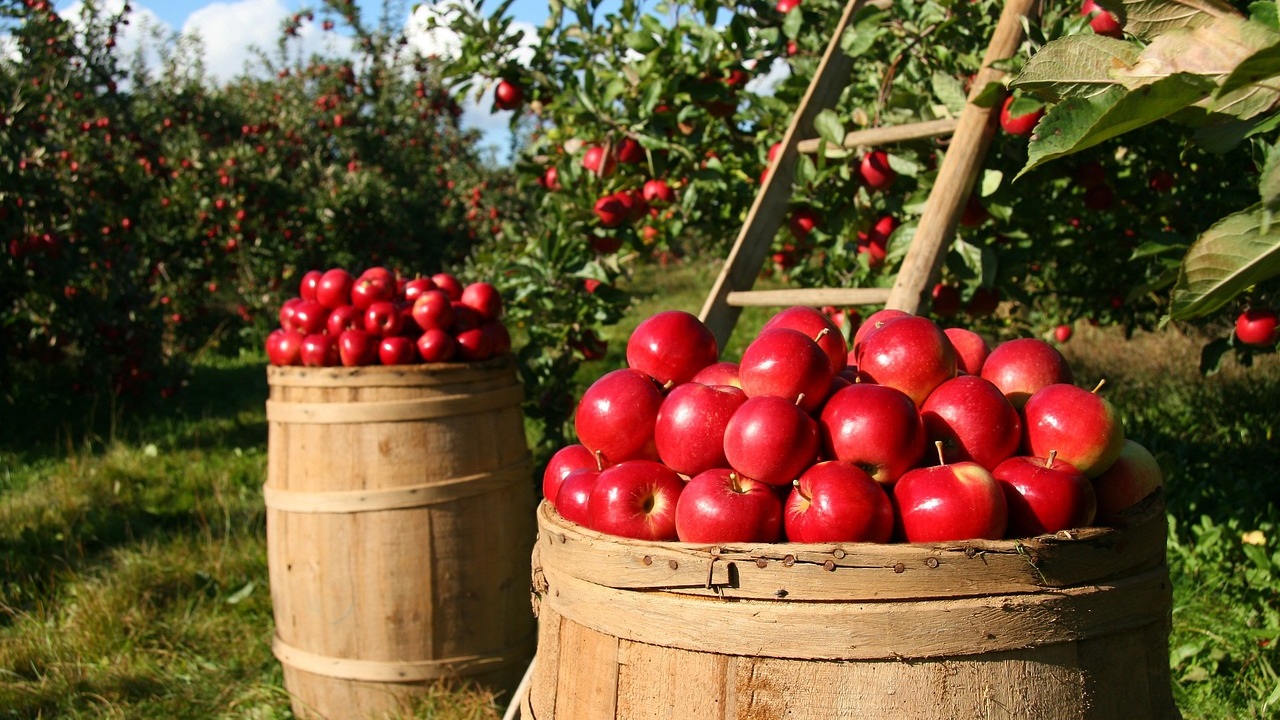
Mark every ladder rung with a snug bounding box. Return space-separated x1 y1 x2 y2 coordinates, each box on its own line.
796 117 960 155
726 288 892 308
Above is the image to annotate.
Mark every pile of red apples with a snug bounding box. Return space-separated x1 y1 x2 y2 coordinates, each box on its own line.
266 267 510 367
543 307 1163 544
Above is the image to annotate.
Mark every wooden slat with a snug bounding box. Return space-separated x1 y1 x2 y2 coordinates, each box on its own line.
725 287 891 308
698 0 871 352
795 117 960 155
884 0 1041 313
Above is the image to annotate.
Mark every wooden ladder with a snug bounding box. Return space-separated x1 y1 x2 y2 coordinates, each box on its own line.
698 0 1040 351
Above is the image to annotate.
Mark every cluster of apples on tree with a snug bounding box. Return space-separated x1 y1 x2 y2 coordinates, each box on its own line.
543 306 1164 544
266 266 510 367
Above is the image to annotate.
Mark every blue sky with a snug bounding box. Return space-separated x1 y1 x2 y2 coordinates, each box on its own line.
142 0 554 36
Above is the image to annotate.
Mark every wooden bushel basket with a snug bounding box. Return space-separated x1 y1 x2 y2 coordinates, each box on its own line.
524 496 1179 720
265 358 537 720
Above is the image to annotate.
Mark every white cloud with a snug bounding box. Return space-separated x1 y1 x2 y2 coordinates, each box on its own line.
176 0 355 84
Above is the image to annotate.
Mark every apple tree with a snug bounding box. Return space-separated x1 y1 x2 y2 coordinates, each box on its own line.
1010 0 1280 371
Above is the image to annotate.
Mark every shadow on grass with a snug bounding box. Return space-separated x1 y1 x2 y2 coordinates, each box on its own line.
1 357 270 465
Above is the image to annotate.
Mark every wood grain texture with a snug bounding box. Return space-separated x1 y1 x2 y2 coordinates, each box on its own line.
526 494 1180 719
698 0 871 351
266 358 537 720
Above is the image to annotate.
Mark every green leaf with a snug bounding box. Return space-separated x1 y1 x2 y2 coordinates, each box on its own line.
624 30 659 54
1260 142 1280 211
1105 0 1239 41
1249 0 1279 29
1169 204 1280 319
1218 36 1280 96
839 8 886 57
813 109 845 147
932 71 967 114
784 6 805 39
1012 35 1142 100
1018 78 1209 177
979 169 1003 197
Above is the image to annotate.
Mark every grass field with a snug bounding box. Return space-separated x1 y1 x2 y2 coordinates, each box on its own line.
2 256 1278 718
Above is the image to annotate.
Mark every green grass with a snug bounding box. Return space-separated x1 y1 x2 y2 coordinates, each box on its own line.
3 258 1279 718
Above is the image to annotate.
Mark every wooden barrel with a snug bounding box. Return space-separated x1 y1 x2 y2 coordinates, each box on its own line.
525 496 1179 720
265 357 537 720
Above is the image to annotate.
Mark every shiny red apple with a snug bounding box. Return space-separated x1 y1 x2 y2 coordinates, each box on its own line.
784 461 894 543
587 460 684 540
675 469 784 543
818 383 925 485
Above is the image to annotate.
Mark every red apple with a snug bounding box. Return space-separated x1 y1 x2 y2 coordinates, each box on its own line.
1081 0 1123 38
575 368 664 465
378 335 417 365
351 271 396 310
818 383 925 485
301 333 339 367
581 144 616 177
337 329 378 367
1091 439 1163 526
852 307 910 356
1022 381 1125 478
482 321 511 356
593 194 628 228
431 272 464 301
416 327 457 363
776 0 800 13
786 462 894 543
315 268 354 309
555 466 601 526
587 460 684 540
626 310 719 388
943 327 991 375
493 78 524 111
999 95 1044 137
722 395 819 486
451 303 484 333
930 283 961 318
994 452 1097 537
1235 308 1278 347
278 297 304 332
411 290 455 331
654 382 747 477
326 304 361 336
739 327 833 414
363 300 405 337
690 361 741 388
788 207 822 242
299 269 323 302
543 443 600 502
979 337 1074 409
893 451 1008 542
761 305 847 374
1054 324 1074 343
642 178 676 205
266 329 304 366
291 300 328 336
859 150 896 191
455 327 493 361
921 375 1023 471
675 469 784 543
460 281 503 322
856 315 957 407
615 137 645 164
401 277 437 304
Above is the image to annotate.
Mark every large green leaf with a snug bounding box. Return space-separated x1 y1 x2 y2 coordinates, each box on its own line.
1218 36 1280 95
1012 35 1141 100
1018 77 1210 177
1104 0 1240 40
1169 204 1280 319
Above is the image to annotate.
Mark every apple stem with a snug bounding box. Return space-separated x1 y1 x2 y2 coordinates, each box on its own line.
1091 378 1107 394
933 440 945 466
594 449 605 472
795 393 806 407
662 379 676 392
814 327 830 343
1047 450 1057 469
729 472 743 493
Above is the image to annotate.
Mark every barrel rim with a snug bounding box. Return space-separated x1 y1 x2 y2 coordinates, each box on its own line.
266 354 516 387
